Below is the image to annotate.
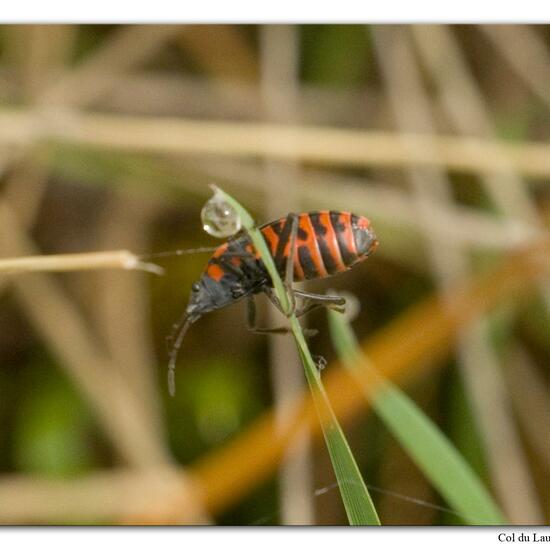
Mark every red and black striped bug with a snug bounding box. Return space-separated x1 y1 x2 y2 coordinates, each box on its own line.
167 210 378 395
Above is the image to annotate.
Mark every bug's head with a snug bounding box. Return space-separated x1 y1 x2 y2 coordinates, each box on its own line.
186 275 241 319
352 215 378 258
186 279 217 318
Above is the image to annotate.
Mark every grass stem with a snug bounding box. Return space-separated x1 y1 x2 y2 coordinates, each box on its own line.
217 186 380 525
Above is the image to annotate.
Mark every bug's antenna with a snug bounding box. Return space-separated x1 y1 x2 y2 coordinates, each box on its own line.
167 313 196 397
138 247 218 261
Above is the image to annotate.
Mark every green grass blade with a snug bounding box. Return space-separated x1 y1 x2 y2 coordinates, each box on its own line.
291 317 380 525
328 310 506 525
216 187 380 525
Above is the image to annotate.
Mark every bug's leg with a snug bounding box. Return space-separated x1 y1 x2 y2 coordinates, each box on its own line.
288 290 346 324
293 288 346 305
273 212 299 314
283 214 299 289
262 287 318 337
285 214 299 313
294 301 330 318
293 289 346 314
246 294 291 335
263 285 286 315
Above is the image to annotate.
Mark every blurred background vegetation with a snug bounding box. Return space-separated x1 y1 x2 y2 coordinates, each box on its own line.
0 24 550 525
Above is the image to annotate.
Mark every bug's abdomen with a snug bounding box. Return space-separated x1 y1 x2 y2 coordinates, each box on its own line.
261 211 377 282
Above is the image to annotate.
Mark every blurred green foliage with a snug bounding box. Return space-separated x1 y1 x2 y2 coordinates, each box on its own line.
302 25 370 86
167 357 263 463
14 358 97 476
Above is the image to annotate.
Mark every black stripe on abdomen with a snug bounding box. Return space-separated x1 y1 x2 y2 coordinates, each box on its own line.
329 211 357 266
309 212 339 275
297 245 319 280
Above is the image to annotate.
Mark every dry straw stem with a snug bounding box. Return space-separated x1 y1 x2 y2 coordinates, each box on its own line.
188 238 550 516
481 25 550 109
0 468 206 525
3 110 550 179
0 249 163 275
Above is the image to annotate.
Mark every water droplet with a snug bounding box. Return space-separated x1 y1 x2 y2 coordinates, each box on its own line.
201 189 241 238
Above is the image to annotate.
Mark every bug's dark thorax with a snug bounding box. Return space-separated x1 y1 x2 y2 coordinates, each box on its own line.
193 233 269 314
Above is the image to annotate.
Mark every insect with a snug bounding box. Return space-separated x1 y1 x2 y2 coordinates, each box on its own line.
167 210 378 395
